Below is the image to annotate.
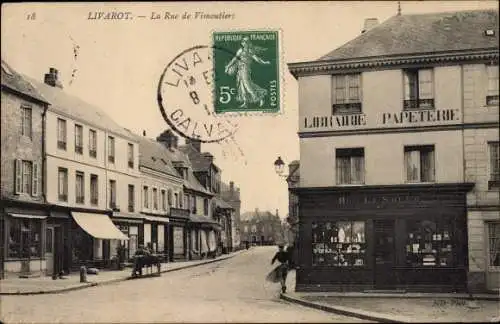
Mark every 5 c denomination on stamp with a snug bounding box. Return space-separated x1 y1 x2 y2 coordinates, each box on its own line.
213 30 281 114
157 45 238 143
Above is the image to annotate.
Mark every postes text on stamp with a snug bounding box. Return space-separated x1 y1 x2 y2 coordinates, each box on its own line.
212 30 280 114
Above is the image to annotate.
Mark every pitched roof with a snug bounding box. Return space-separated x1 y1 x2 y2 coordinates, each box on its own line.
320 9 499 62
214 196 234 210
1 60 48 104
25 75 135 140
132 135 182 179
179 144 219 172
160 144 213 195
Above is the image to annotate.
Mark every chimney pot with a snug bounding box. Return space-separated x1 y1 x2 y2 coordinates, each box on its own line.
229 181 234 192
361 18 379 33
143 130 146 136
44 67 63 89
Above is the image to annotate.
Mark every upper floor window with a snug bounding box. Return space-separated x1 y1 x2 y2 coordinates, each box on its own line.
57 118 67 150
489 141 500 190
109 180 117 209
75 171 84 204
143 186 149 208
128 143 134 168
191 196 196 214
89 129 97 158
14 160 38 196
332 74 362 114
487 64 499 106
403 68 434 110
153 188 158 210
161 189 167 211
128 184 135 212
21 105 32 138
203 198 209 216
58 167 68 202
405 145 435 183
167 189 173 207
75 124 83 154
90 174 98 205
336 148 365 185
108 136 115 163
174 193 179 208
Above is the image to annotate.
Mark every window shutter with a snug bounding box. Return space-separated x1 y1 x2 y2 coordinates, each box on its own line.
32 162 39 196
15 159 22 194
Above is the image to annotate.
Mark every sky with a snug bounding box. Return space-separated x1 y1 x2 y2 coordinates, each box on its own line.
2 1 498 217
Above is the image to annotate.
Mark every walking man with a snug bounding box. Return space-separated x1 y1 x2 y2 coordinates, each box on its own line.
267 245 291 293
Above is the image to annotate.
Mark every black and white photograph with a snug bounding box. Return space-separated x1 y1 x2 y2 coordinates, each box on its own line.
0 1 499 323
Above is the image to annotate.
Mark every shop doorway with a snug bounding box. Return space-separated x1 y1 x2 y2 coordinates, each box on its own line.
374 220 396 288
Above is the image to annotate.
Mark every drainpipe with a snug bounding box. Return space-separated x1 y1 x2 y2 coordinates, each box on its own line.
41 104 48 204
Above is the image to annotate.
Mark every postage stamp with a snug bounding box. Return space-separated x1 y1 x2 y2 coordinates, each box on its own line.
212 30 281 114
157 45 239 143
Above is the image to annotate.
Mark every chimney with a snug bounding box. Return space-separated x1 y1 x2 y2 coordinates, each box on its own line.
44 67 63 89
361 18 379 34
186 138 201 152
143 130 146 137
229 181 234 193
276 209 279 217
156 129 178 149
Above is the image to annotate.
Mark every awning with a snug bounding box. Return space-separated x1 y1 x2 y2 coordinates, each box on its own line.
144 215 170 223
72 212 129 240
9 213 47 219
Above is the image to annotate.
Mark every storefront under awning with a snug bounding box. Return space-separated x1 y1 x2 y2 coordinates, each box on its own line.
71 212 129 240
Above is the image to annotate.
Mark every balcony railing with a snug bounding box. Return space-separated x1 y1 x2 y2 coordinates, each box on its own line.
403 98 434 110
486 95 499 106
108 155 115 163
128 161 134 168
90 197 98 205
57 141 67 150
332 102 362 115
128 204 135 212
75 145 83 154
89 149 97 158
58 194 68 202
76 196 84 204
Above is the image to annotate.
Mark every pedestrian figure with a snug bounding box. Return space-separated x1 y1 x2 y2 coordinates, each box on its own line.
286 244 296 270
132 245 151 277
266 245 290 293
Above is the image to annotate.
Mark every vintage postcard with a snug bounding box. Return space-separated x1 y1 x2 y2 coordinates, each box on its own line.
1 1 499 323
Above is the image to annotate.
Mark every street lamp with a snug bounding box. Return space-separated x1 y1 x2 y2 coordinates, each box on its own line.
273 156 287 178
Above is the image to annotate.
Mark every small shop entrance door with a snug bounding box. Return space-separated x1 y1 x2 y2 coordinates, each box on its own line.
374 220 396 288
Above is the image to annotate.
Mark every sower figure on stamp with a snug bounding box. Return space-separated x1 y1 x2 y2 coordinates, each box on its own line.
224 36 270 108
266 244 291 293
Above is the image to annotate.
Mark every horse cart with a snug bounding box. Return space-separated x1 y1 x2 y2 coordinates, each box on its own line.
131 254 162 278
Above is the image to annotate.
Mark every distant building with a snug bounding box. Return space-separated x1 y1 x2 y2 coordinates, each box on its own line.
240 209 284 246
288 9 499 292
221 181 241 250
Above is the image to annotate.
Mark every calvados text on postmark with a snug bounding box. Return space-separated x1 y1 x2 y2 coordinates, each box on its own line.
157 45 239 143
212 30 281 114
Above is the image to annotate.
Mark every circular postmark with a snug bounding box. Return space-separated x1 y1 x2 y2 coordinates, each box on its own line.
157 45 239 143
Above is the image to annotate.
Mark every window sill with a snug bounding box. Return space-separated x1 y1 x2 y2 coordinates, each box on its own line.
5 257 45 262
404 181 436 185
335 183 365 187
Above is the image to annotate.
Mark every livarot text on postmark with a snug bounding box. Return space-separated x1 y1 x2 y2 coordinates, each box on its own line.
212 30 280 114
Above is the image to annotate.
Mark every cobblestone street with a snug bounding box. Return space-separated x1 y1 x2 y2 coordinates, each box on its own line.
0 246 368 323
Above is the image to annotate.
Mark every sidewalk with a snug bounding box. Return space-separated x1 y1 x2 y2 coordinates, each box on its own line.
0 250 244 295
280 270 500 323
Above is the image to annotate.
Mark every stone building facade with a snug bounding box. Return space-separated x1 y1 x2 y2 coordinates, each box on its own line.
288 9 498 292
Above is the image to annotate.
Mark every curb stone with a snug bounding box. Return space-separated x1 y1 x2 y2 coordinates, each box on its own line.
280 292 411 323
1 251 244 296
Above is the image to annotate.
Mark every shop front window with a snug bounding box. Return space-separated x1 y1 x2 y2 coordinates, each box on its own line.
8 218 42 259
488 222 500 268
312 221 366 267
405 220 453 267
